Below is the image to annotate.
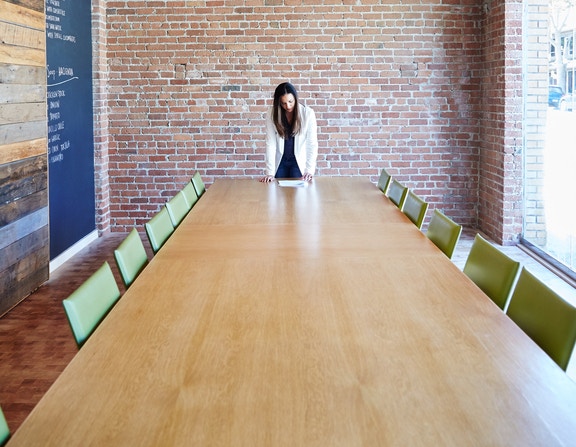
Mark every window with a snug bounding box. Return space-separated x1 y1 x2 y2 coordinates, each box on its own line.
523 0 576 279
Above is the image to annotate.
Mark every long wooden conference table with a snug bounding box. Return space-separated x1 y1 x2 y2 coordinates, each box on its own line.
8 177 576 446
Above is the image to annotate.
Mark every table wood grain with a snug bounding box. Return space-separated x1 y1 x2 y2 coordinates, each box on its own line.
8 177 576 446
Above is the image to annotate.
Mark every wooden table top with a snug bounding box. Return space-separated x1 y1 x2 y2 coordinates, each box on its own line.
8 177 576 446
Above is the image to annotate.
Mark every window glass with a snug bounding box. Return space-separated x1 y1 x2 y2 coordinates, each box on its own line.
523 1 576 277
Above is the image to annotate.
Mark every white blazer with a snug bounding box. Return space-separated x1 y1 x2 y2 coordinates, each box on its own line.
264 104 318 177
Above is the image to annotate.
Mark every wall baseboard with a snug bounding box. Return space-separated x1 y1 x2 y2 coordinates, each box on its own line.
50 230 99 273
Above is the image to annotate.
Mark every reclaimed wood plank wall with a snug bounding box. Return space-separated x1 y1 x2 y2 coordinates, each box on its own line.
0 0 48 316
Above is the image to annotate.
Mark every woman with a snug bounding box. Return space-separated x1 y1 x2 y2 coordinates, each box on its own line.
259 82 318 182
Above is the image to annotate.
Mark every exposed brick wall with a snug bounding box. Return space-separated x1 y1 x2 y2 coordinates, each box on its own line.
98 0 521 240
520 0 548 247
478 0 524 245
93 0 111 234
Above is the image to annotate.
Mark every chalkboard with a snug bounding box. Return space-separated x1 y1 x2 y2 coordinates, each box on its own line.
46 0 96 259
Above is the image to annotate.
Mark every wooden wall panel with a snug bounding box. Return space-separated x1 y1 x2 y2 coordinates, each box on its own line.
1 121 46 144
0 81 45 103
0 138 46 165
3 0 43 14
0 155 47 206
0 0 48 316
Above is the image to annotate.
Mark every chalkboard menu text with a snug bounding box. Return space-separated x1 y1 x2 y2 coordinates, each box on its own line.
46 0 96 259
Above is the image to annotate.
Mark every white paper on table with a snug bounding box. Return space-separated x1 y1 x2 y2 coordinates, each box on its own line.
277 180 308 187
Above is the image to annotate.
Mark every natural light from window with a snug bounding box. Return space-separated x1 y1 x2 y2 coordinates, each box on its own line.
524 0 576 277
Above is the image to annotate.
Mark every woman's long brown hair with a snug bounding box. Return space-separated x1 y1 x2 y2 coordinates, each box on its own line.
272 82 302 138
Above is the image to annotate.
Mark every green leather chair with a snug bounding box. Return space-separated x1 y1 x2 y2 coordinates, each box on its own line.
191 172 206 197
166 190 189 228
463 234 520 310
386 179 408 209
426 209 462 259
506 267 576 371
377 168 392 194
182 181 199 209
114 228 149 288
402 190 429 229
145 207 174 254
62 262 121 348
0 405 9 446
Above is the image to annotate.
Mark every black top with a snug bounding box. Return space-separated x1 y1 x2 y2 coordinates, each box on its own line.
282 121 296 161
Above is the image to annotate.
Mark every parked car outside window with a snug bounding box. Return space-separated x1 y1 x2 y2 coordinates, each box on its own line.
549 86 565 109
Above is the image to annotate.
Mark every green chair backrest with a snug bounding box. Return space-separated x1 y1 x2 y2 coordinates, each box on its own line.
506 268 576 370
463 234 520 310
377 169 392 194
386 179 408 209
114 228 149 288
191 172 206 197
145 207 174 254
0 405 9 446
182 181 199 209
166 191 189 228
402 190 429 229
426 209 462 259
62 262 121 348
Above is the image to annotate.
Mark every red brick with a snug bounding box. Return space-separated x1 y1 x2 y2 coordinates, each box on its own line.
90 0 523 240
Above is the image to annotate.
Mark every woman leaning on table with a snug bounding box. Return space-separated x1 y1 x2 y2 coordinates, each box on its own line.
259 82 318 183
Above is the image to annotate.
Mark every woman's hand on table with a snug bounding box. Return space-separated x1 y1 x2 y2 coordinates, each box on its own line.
259 175 275 183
